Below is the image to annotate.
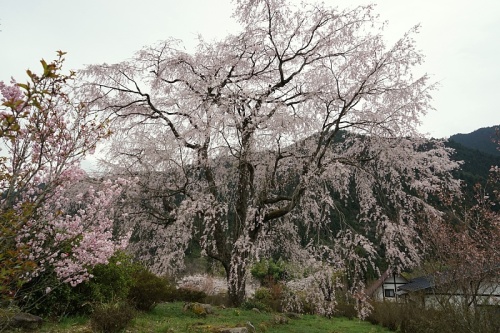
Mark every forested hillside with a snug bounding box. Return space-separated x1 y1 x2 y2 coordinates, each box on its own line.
447 140 500 185
449 125 499 157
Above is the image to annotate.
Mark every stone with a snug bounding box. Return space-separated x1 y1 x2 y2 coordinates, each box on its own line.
10 312 43 330
285 312 302 319
246 321 256 332
273 314 288 324
183 302 214 316
218 327 248 333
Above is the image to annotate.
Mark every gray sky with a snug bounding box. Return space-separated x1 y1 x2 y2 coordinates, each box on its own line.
1 0 499 138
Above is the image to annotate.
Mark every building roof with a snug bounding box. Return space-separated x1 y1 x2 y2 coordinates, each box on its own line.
398 276 434 292
378 264 500 296
365 268 409 297
365 268 392 297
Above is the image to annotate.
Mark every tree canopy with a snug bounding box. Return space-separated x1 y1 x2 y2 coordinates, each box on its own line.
81 0 460 310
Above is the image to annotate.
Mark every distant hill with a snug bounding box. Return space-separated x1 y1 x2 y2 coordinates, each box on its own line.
449 126 500 156
446 140 500 187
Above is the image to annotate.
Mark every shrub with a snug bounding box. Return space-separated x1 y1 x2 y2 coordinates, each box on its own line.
243 285 285 312
334 302 357 319
251 259 288 286
87 251 140 303
254 287 272 301
368 301 500 333
90 301 135 333
16 271 90 317
166 287 207 303
127 269 173 311
15 251 140 318
367 301 402 331
241 298 270 312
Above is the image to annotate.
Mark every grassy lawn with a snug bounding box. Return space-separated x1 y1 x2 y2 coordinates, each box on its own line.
40 302 391 333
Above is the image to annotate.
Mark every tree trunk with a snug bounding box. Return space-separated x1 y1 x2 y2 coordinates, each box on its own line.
226 249 249 307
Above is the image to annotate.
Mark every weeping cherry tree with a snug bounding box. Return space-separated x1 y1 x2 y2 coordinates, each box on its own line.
81 0 460 308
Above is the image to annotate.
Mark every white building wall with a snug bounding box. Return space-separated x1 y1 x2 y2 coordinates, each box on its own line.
373 275 408 302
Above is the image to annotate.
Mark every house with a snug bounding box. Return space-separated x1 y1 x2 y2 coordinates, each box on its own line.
365 268 408 302
367 267 500 309
398 272 500 308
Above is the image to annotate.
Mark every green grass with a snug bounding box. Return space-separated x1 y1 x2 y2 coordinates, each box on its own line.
41 302 391 333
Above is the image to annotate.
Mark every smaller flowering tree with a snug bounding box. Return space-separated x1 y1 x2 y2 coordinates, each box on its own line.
15 175 130 287
420 143 500 310
0 52 128 303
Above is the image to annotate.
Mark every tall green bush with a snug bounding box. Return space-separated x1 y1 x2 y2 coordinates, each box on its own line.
127 269 173 311
15 251 140 318
16 269 93 317
250 259 288 286
87 251 140 303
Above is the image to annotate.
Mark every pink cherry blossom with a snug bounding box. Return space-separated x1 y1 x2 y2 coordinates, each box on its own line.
1 54 130 296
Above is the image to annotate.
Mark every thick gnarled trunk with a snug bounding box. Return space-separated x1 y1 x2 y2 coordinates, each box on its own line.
226 248 250 307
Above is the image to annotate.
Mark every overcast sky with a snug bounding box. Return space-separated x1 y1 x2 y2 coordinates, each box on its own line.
0 0 499 138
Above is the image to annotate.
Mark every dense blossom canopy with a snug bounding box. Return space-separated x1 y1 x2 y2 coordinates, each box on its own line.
81 0 460 310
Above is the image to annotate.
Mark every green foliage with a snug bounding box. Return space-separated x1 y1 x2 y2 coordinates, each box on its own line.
90 301 135 333
87 251 140 303
127 268 173 311
250 259 288 286
334 301 357 319
243 285 286 313
0 205 38 303
15 251 140 318
242 288 272 312
17 255 210 317
16 271 89 318
367 301 500 333
166 287 207 303
241 298 270 312
254 287 272 301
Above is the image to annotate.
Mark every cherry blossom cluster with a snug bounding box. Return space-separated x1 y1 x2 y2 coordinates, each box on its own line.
0 79 24 104
0 55 127 291
15 173 130 286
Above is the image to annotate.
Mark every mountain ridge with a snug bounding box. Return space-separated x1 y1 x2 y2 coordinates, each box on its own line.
448 125 500 157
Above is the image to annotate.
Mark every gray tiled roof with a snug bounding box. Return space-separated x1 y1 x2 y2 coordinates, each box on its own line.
398 276 434 292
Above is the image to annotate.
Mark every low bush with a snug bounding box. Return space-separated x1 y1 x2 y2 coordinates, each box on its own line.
241 297 270 312
250 259 288 286
16 272 90 317
166 287 207 303
87 251 140 303
127 269 173 311
335 302 357 319
368 301 500 333
15 251 140 318
243 285 285 312
366 301 401 331
90 301 135 333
